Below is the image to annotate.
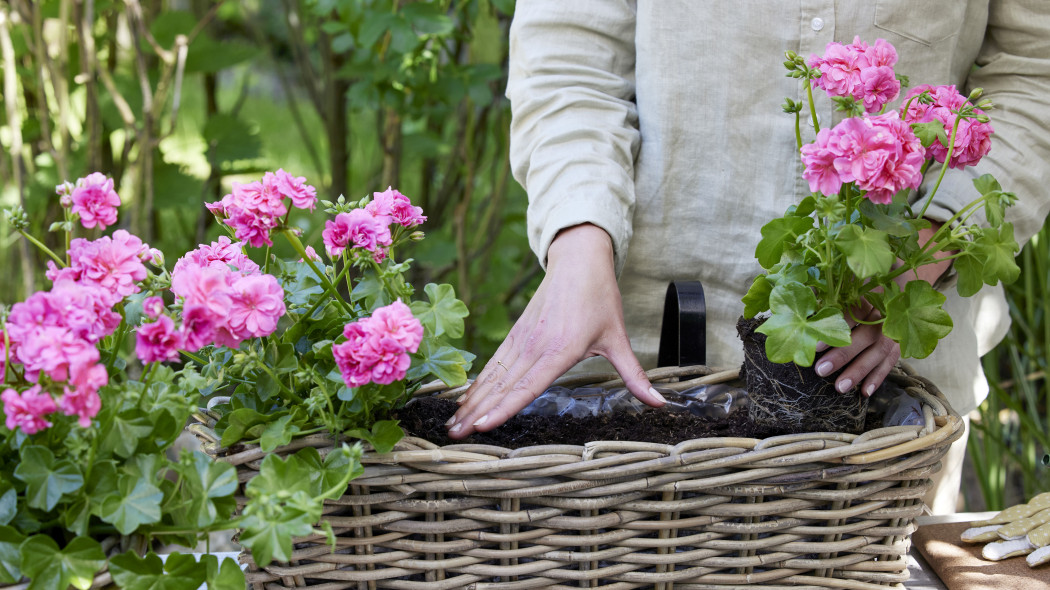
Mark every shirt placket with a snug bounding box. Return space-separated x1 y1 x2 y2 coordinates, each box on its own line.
796 0 836 198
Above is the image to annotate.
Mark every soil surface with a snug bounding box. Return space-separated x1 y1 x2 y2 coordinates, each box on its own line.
396 396 781 448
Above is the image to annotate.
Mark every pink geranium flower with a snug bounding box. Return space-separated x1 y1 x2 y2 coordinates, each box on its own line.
59 363 107 427
206 181 288 247
333 300 423 388
366 187 427 228
2 385 57 435
801 112 925 204
270 169 318 211
323 209 392 258
59 230 151 303
227 274 286 339
179 304 218 352
901 84 994 169
810 37 900 114
143 296 165 319
173 236 259 277
70 173 121 230
136 315 183 364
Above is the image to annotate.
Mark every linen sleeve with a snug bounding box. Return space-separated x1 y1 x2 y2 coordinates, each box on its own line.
921 0 1050 247
506 0 640 273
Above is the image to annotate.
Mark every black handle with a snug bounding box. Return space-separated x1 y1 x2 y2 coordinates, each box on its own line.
657 281 707 368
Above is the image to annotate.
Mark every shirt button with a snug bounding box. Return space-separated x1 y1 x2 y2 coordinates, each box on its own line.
811 17 825 31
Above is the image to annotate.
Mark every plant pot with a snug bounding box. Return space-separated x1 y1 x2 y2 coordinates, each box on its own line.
739 316 869 434
191 365 961 589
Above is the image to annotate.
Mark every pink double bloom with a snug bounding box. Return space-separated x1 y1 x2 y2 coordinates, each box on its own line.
810 37 901 114
333 301 424 388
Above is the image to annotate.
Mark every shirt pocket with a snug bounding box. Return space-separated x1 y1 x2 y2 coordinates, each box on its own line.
873 0 966 46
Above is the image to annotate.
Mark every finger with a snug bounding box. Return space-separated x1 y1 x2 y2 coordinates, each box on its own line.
815 322 883 380
451 347 578 439
602 334 665 407
837 336 900 396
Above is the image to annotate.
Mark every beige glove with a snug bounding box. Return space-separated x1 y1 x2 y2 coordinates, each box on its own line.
961 492 1050 567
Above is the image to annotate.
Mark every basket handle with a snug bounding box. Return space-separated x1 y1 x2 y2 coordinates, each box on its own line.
657 281 706 368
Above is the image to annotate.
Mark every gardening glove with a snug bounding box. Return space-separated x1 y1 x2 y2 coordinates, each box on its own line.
961 492 1050 567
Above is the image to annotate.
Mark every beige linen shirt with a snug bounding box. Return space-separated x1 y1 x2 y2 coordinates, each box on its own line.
507 1 1050 414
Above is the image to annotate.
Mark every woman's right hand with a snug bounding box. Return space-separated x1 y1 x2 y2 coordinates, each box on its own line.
446 223 666 439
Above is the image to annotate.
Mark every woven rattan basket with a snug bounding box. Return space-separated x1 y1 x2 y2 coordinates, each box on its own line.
191 363 962 590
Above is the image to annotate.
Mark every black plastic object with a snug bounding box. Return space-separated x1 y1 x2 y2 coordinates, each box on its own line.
657 281 707 368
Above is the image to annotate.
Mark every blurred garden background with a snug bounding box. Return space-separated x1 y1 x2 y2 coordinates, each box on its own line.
0 0 1046 511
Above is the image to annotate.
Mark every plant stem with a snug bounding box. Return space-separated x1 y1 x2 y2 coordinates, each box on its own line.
918 114 964 219
805 74 821 134
18 229 66 267
280 229 352 314
180 350 208 365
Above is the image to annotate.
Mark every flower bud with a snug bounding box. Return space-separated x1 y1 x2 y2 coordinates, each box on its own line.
3 206 29 231
784 50 798 61
55 181 75 208
967 87 984 102
976 114 990 123
410 231 425 241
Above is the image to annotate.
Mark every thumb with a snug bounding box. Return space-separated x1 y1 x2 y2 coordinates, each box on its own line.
605 338 666 407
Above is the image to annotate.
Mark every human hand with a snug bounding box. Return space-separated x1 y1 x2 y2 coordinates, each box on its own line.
446 224 666 439
813 221 952 397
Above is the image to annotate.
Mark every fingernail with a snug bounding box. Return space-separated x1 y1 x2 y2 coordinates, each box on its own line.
456 394 467 404
837 378 853 393
445 416 457 427
865 383 876 397
473 415 489 427
449 423 463 433
816 361 833 377
648 387 667 404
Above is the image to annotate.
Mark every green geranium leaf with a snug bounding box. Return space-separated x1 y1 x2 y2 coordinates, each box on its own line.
202 555 246 590
765 262 812 287
0 485 15 526
407 339 475 386
100 473 164 534
755 217 814 268
260 414 302 452
20 535 105 590
742 275 772 318
247 450 315 498
350 273 392 308
319 444 364 496
102 409 155 458
953 252 985 297
345 420 403 454
110 551 207 590
15 446 84 511
410 283 469 338
180 452 238 527
911 120 949 149
858 200 915 237
786 195 816 217
974 224 1020 286
0 526 24 583
220 408 277 447
972 173 1002 197
239 504 316 568
883 280 953 359
756 283 851 366
834 225 894 278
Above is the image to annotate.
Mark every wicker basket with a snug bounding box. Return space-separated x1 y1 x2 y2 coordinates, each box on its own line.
191 364 962 590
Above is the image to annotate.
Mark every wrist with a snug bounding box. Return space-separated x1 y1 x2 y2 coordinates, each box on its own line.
547 223 614 267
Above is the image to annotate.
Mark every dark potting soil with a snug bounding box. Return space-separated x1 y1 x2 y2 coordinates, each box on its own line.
395 396 781 448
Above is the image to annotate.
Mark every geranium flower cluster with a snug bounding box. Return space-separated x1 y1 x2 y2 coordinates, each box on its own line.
801 111 925 204
205 169 318 248
323 187 426 261
2 186 155 433
800 39 993 204
55 172 122 230
902 84 993 169
809 37 901 114
333 300 424 388
138 237 286 362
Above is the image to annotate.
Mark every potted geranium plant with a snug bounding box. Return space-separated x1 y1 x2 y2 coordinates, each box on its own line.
741 37 1020 433
1 170 472 587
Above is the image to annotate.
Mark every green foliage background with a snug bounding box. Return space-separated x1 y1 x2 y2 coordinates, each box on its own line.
1 0 1046 509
